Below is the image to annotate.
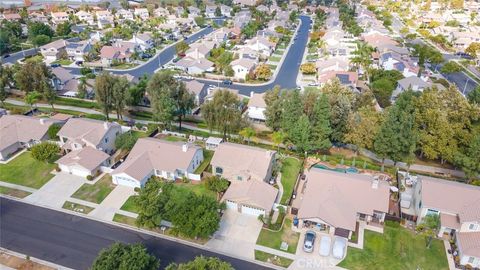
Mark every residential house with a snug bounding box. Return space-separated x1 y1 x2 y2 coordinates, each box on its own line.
51 67 76 93
220 5 232 17
66 40 92 62
380 52 419 78
268 20 287 32
40 39 67 61
176 57 214 75
246 92 266 122
315 58 350 74
111 138 204 188
244 36 275 58
50 11 69 25
292 168 390 239
318 71 359 90
56 146 111 178
185 43 212 60
393 76 431 99
100 45 133 67
230 58 257 80
97 19 113 29
212 142 278 216
205 137 223 150
129 33 154 51
233 0 257 6
30 12 48 23
175 7 185 17
205 5 217 18
116 9 134 22
154 7 169 17
134 8 149 20
188 6 201 18
57 118 122 155
256 5 269 14
1 13 21 21
75 10 94 25
0 115 58 161
235 47 259 61
185 80 207 106
362 33 398 49
234 10 251 28
410 176 480 268
96 10 114 23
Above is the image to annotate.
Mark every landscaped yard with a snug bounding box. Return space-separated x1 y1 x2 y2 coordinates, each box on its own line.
51 59 73 65
338 221 449 270
0 186 31 198
71 175 116 204
120 195 139 213
255 250 293 268
280 157 302 204
62 201 95 214
175 181 216 199
256 218 300 254
0 152 56 189
110 63 138 69
194 149 213 174
113 213 137 226
164 135 186 142
269 56 281 62
54 97 99 109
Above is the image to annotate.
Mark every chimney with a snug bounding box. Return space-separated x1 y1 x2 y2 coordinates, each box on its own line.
182 143 189 152
371 177 379 189
103 122 109 130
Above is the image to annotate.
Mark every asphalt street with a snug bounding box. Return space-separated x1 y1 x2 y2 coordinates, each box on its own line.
0 197 272 270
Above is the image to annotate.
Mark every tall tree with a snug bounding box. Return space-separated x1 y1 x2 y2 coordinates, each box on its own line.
345 106 383 152
91 243 160 270
271 131 286 151
455 132 480 181
95 72 115 120
264 86 283 131
322 80 356 142
43 82 57 111
151 89 175 129
309 94 332 151
201 90 242 139
112 76 130 120
281 89 303 137
416 214 440 249
171 82 194 130
239 127 256 144
289 114 313 155
351 42 374 82
24 91 41 112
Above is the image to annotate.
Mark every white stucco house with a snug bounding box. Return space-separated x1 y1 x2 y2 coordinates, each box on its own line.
247 92 267 122
230 58 257 80
111 138 204 188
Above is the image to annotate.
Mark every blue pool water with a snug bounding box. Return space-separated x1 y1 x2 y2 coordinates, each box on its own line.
313 164 359 174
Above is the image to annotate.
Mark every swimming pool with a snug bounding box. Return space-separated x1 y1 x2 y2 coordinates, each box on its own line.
313 164 359 174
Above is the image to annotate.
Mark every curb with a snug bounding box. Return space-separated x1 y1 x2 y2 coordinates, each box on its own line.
0 195 284 270
0 247 75 270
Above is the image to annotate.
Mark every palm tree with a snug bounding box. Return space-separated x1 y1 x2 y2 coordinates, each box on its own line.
271 131 286 152
416 214 440 248
351 42 374 83
239 127 256 145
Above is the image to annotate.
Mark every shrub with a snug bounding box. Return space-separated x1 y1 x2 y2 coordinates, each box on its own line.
31 142 60 163
47 123 62 140
86 175 94 181
55 164 61 172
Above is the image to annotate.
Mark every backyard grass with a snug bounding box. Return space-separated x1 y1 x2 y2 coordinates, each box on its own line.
175 181 216 199
194 149 213 174
164 135 186 142
128 110 152 121
0 186 31 198
338 221 449 270
254 250 293 268
51 59 73 65
62 201 95 214
120 195 139 213
131 130 149 139
113 213 137 226
71 175 116 204
269 56 281 62
280 157 302 204
256 218 300 254
0 152 56 189
54 97 99 109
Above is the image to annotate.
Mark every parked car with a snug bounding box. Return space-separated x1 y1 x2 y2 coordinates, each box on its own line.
50 63 61 68
319 236 332 256
223 79 233 85
3 54 10 58
332 237 347 259
303 230 316 253
141 53 152 59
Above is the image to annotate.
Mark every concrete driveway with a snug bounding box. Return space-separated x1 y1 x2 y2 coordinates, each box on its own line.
288 232 344 270
25 173 86 208
206 210 263 259
89 185 135 221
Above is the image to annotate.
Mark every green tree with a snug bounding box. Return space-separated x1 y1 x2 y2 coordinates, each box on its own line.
455 133 480 181
95 72 115 120
416 214 440 249
166 256 233 270
171 82 195 130
43 83 57 111
239 127 256 144
322 80 355 142
77 77 88 99
467 87 480 105
310 94 332 151
91 243 159 270
345 106 383 152
56 22 72 36
201 89 242 139
281 89 303 137
205 176 229 200
264 86 283 131
271 131 286 151
351 42 374 82
290 114 312 155
115 132 138 151
112 76 130 120
465 42 480 58
194 16 206 27
370 78 394 108
31 141 60 163
24 91 41 112
27 22 54 40
32 34 51 46
440 61 462 74
47 123 62 140
15 61 51 93
175 41 189 55
254 64 272 80
146 71 179 129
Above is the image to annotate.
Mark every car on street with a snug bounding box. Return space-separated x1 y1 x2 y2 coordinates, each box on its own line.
3 54 10 58
332 237 347 259
303 230 316 253
223 79 233 85
319 235 332 256
50 63 61 68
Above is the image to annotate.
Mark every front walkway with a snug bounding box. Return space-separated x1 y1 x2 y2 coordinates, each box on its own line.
24 173 86 208
0 181 37 193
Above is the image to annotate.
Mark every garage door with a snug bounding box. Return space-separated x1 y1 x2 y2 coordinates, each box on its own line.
114 176 140 188
70 167 90 178
225 200 238 210
241 205 265 217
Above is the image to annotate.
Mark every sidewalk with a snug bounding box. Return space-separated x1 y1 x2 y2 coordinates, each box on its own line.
255 245 297 260
0 182 37 193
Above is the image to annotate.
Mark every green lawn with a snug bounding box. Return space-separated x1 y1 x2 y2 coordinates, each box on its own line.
254 250 293 268
131 130 149 139
113 213 137 226
175 181 216 199
120 195 139 213
268 64 277 70
0 152 56 189
54 97 99 109
194 149 213 174
280 157 302 204
51 59 73 65
128 110 153 121
71 175 116 204
110 63 138 69
269 56 281 62
0 186 31 198
256 218 300 254
62 201 95 214
338 221 449 270
164 135 186 142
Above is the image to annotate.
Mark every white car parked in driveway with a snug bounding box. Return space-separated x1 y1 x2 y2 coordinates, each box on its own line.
332 237 347 259
319 235 332 257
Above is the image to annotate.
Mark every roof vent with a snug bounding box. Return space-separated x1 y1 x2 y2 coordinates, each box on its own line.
182 143 189 152
103 122 109 130
372 177 379 189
